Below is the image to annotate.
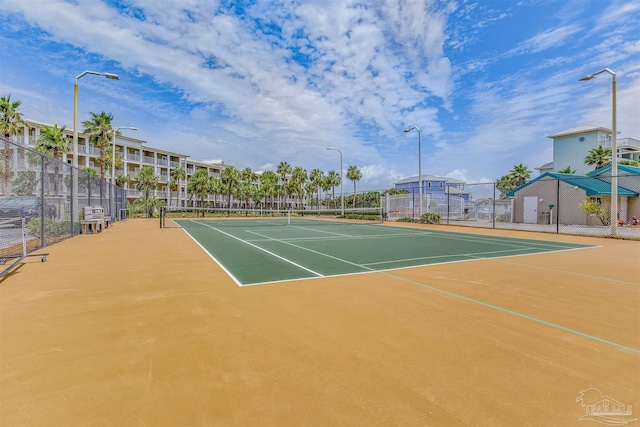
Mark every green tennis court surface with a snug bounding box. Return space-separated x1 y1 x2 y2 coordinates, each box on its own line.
176 219 595 286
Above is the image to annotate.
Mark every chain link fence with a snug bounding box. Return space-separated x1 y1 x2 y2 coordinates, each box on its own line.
1 137 127 264
382 177 640 240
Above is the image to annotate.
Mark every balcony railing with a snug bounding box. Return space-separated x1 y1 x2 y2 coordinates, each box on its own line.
127 153 141 162
618 138 640 151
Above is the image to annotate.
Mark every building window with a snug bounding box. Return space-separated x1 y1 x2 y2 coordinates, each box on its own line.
589 197 603 206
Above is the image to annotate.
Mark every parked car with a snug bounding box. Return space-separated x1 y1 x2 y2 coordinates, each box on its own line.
0 196 56 223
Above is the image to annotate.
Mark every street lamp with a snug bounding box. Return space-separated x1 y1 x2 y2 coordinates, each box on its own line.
326 147 344 216
71 70 119 235
403 126 422 218
580 68 617 236
111 126 137 186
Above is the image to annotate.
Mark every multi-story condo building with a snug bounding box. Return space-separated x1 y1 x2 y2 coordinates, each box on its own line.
16 118 229 208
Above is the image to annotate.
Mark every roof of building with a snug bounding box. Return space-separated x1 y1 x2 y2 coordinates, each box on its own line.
507 172 639 197
446 186 470 195
394 175 465 185
547 124 611 139
536 161 554 171
587 164 640 177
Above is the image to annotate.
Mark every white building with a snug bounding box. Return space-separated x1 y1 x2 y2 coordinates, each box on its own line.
16 118 230 208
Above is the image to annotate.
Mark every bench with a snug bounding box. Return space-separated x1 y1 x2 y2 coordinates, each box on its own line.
81 206 105 234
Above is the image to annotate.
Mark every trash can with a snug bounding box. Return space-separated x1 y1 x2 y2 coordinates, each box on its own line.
538 211 550 225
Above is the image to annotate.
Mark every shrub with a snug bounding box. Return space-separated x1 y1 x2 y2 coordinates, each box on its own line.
578 199 611 226
419 213 440 224
26 218 71 238
395 214 441 224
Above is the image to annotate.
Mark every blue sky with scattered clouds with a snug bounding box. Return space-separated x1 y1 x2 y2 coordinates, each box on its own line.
1 0 639 190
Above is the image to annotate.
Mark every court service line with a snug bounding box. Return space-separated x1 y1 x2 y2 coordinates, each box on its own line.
289 225 353 237
421 231 591 251
245 229 378 273
362 246 549 266
244 230 434 243
381 271 640 354
192 220 325 279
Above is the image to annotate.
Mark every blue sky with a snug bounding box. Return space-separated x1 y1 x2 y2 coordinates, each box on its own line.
1 0 639 190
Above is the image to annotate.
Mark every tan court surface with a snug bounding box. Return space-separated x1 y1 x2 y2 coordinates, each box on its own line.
1 219 639 426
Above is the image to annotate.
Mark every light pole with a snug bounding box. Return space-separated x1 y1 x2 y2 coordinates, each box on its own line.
72 70 119 234
403 126 422 218
580 68 617 236
326 147 344 216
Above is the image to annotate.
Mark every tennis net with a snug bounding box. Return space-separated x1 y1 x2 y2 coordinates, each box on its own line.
160 207 383 228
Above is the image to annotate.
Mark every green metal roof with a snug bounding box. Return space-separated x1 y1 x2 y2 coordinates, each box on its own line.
587 164 640 177
507 172 638 197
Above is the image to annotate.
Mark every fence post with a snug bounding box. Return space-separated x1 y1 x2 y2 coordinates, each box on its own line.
494 183 498 228
40 155 45 248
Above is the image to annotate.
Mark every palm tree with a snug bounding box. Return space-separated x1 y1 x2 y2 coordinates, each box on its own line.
496 174 515 200
325 170 340 209
260 170 278 209
241 167 258 209
558 166 576 174
347 165 362 208
1 94 25 194
104 145 124 182
82 111 114 180
35 124 70 196
276 161 292 209
116 173 130 188
169 166 186 208
309 168 324 211
187 169 210 210
220 166 240 211
135 165 159 217
321 175 332 208
209 175 223 208
291 166 307 209
584 146 612 170
509 163 531 187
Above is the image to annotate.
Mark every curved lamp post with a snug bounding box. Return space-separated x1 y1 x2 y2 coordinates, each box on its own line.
71 70 119 235
326 147 344 216
580 68 617 236
403 126 422 218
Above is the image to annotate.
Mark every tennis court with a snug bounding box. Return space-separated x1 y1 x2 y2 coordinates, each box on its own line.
2 218 638 426
175 217 595 286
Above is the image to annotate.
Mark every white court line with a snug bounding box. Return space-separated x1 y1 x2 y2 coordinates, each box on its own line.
363 246 563 266
179 225 243 287
289 224 354 237
245 230 434 243
246 229 378 273
192 220 324 279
